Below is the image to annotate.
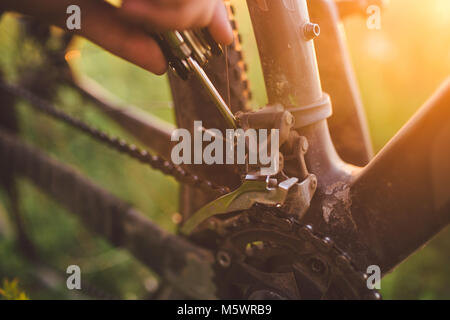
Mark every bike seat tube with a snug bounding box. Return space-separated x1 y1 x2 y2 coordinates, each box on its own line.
247 0 324 110
247 0 340 178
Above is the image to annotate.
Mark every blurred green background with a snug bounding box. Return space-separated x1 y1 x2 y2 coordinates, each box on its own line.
0 0 449 299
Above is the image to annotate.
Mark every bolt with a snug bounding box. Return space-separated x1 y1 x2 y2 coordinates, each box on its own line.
310 176 317 190
303 22 320 41
216 250 231 268
310 258 326 274
300 136 309 153
284 112 294 126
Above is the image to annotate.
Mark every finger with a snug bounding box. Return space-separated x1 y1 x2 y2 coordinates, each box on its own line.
79 3 167 74
122 0 216 31
2 0 167 74
208 1 233 45
4 0 168 74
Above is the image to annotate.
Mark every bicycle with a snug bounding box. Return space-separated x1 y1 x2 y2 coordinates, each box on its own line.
0 0 449 300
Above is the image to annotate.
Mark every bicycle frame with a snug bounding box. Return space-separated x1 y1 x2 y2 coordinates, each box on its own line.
1 0 449 299
246 0 450 274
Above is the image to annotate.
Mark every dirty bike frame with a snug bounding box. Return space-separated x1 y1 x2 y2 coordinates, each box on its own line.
0 0 449 299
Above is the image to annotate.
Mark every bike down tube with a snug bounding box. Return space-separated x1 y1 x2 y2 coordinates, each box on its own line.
351 79 450 273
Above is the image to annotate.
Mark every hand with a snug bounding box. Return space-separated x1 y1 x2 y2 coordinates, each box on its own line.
2 0 233 75
121 0 233 44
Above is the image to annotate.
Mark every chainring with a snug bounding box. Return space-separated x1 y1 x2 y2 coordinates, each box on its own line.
190 204 381 300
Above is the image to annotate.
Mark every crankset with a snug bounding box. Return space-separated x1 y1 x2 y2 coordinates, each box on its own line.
177 102 381 300
189 204 381 300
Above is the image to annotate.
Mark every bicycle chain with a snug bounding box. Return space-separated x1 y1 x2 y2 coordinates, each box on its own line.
1 80 381 299
0 81 382 300
0 2 250 199
0 81 231 197
0 79 381 299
